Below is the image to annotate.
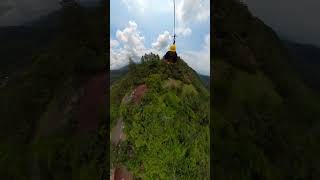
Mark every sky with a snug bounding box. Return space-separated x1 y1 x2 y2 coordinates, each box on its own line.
0 0 60 26
243 0 320 47
3 0 318 75
110 0 210 75
0 0 98 26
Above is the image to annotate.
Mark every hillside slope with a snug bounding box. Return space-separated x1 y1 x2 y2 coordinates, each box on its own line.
213 0 320 179
110 54 210 179
0 4 107 180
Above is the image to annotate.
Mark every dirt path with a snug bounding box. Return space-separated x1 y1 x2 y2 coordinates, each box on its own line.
111 84 147 144
110 118 133 180
110 84 148 180
110 117 125 145
113 166 133 180
132 84 147 103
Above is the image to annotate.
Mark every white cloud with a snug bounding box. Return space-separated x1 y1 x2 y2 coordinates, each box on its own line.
204 33 210 49
174 0 210 38
111 21 146 69
152 31 172 51
176 27 192 37
180 34 210 75
110 20 210 76
110 48 130 69
177 0 210 25
110 39 119 48
116 21 145 49
122 0 146 13
121 0 210 24
119 0 209 39
121 0 172 14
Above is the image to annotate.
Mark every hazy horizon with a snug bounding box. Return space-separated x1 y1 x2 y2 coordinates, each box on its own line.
243 0 320 47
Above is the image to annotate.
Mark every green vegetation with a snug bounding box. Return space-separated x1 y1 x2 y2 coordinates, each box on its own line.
0 1 107 179
213 0 320 179
110 54 210 179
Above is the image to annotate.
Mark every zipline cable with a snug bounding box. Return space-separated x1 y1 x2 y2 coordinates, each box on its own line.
173 0 176 44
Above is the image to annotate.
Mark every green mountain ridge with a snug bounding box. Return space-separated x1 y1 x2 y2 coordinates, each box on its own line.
110 54 210 179
111 65 210 88
0 3 107 179
213 0 320 179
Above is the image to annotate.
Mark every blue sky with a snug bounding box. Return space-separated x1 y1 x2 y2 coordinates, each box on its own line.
110 0 210 75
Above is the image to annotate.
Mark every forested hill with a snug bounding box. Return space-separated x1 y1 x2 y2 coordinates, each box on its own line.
0 3 107 179
110 54 210 179
0 25 57 77
0 4 101 79
213 0 320 179
110 65 210 89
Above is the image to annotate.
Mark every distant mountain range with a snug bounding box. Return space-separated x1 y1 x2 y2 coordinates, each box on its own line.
111 65 210 89
0 3 101 77
284 40 320 91
0 10 62 77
